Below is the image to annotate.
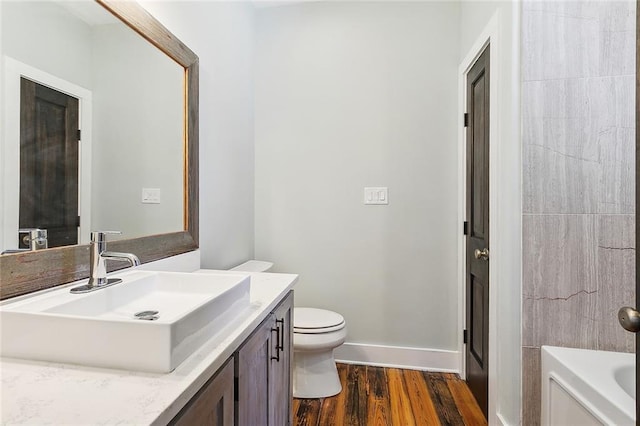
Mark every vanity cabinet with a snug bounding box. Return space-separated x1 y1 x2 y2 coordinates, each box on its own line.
170 359 235 426
169 291 293 426
236 291 293 426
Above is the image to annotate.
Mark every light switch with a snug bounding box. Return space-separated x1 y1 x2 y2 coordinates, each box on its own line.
364 187 388 205
142 188 161 204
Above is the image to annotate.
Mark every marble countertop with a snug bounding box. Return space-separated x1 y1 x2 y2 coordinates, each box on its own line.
1 269 298 425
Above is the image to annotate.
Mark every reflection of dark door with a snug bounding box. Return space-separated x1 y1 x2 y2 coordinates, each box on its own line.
465 45 489 419
20 78 79 248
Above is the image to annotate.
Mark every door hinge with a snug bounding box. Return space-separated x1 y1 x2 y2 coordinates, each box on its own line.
77 129 81 141
75 216 81 227
463 221 469 235
234 377 239 401
463 113 469 127
463 329 468 344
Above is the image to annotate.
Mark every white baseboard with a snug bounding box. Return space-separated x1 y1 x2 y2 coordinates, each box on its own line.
334 342 460 373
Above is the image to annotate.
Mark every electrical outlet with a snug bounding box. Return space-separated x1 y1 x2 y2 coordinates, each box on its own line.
142 188 161 204
364 187 388 205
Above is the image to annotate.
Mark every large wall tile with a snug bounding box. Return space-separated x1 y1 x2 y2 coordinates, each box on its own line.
596 215 636 352
523 145 599 214
523 117 601 214
598 127 635 214
523 215 599 347
592 76 635 129
540 78 592 119
599 28 636 76
598 1 635 32
523 287 599 348
523 77 633 125
523 215 598 298
598 1 635 76
522 81 544 119
523 9 599 81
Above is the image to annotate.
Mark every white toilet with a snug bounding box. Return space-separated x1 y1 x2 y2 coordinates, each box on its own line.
230 260 347 399
292 307 346 398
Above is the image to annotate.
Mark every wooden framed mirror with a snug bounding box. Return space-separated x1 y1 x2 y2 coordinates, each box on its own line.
0 0 199 300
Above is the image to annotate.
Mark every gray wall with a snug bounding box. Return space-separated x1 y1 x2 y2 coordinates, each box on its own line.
254 2 460 350
522 1 636 423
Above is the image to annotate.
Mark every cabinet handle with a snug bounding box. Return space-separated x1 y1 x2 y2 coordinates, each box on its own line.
271 323 281 362
276 318 285 352
271 318 285 362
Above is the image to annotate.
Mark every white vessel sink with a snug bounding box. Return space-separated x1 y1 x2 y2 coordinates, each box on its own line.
0 271 251 373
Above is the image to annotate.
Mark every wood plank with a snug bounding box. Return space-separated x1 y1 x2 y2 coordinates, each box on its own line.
366 366 391 425
345 363 368 425
424 372 465 426
387 368 415 426
318 363 348 426
292 397 301 419
295 398 321 426
294 365 486 426
402 369 441 426
447 375 487 426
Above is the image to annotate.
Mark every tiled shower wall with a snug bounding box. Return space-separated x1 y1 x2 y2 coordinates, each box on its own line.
522 1 636 424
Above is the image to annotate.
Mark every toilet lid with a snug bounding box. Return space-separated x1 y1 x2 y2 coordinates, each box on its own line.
294 308 345 334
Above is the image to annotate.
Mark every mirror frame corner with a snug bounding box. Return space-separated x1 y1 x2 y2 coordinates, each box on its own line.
0 0 199 300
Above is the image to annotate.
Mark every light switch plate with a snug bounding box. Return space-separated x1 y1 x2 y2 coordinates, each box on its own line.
142 188 161 204
364 187 388 205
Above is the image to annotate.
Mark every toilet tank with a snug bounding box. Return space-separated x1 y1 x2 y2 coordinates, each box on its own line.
230 260 274 272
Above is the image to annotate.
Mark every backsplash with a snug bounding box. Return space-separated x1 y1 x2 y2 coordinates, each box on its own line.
522 1 636 424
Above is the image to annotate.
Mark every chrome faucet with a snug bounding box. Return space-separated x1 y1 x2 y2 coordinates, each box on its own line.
70 231 140 294
1 228 48 254
21 228 48 250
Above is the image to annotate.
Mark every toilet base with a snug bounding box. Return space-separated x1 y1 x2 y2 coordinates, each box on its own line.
293 349 342 398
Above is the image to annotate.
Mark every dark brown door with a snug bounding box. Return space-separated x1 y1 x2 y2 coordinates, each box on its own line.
465 45 490 418
20 78 79 248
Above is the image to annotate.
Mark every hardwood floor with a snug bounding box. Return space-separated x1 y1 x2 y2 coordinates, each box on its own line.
292 363 487 426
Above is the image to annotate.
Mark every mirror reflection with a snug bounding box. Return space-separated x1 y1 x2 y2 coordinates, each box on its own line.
1 0 185 253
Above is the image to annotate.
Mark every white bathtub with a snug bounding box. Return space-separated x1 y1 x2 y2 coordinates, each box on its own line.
541 346 635 426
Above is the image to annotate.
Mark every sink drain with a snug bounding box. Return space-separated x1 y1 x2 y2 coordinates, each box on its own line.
134 310 159 321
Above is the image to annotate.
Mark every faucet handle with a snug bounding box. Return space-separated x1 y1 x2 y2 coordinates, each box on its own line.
91 231 121 243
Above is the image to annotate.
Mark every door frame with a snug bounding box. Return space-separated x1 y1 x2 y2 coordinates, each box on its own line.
457 12 500 425
1 56 92 250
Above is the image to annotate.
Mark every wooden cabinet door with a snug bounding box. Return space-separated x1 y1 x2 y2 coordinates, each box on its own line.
269 292 293 426
236 313 274 426
170 358 234 426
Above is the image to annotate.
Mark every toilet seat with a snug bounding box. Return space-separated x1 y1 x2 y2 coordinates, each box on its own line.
294 308 345 334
